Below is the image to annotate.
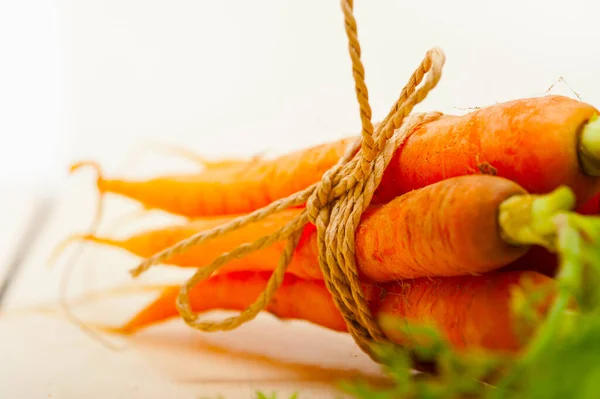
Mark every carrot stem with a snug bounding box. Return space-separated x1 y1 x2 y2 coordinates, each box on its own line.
491 216 584 396
498 186 576 249
579 114 600 176
492 210 600 396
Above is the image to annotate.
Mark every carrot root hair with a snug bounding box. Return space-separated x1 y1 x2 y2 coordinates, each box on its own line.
56 160 114 351
62 283 176 338
46 233 83 268
68 160 107 232
68 160 159 239
102 207 154 234
104 286 181 335
2 282 169 319
137 139 265 171
69 159 102 175
57 282 170 351
46 233 124 269
138 140 220 169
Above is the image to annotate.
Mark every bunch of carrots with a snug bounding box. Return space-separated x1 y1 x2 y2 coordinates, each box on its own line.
55 93 600 368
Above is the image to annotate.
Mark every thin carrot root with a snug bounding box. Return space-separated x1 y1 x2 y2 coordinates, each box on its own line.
46 233 81 268
65 284 174 336
110 270 556 354
138 141 214 168
2 282 170 318
46 233 123 269
103 286 181 335
57 160 123 351
69 160 102 176
544 76 581 100
102 207 156 234
17 281 171 352
46 207 163 269
94 324 132 335
68 160 106 231
138 140 262 170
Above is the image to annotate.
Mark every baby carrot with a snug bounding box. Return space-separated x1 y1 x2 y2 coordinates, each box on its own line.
71 95 600 218
374 95 600 206
58 175 574 282
70 137 350 218
113 269 556 354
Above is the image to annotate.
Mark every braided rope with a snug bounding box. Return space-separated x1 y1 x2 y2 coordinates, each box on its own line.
129 1 446 361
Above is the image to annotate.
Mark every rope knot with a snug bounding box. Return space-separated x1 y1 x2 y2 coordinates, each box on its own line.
128 3 447 362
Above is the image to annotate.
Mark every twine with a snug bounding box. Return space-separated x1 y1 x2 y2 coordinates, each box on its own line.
129 0 446 361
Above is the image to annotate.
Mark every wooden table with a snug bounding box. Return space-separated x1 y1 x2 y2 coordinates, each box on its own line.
0 180 386 398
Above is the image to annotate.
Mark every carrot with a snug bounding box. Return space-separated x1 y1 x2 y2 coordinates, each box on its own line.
70 137 350 218
70 95 600 218
112 269 555 354
374 95 600 206
57 175 575 282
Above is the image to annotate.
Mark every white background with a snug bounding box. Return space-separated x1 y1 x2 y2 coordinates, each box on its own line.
2 0 600 189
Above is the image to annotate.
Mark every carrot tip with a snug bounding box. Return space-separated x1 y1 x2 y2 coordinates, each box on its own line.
580 114 600 176
46 233 88 269
93 323 133 336
69 160 102 176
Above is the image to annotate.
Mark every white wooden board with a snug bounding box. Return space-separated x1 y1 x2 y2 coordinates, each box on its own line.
0 179 385 399
0 185 45 300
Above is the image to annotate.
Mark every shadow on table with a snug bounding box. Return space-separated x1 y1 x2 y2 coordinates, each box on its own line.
125 314 391 388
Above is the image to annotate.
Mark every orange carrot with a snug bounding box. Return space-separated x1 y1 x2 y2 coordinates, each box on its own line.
70 137 350 218
374 95 600 206
60 175 555 282
113 269 555 354
71 95 600 218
